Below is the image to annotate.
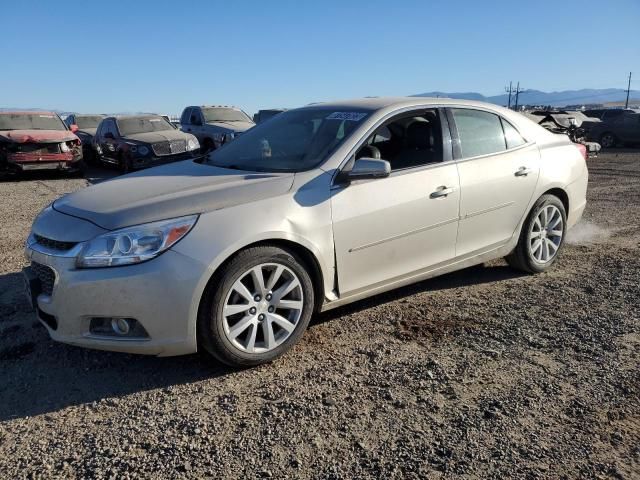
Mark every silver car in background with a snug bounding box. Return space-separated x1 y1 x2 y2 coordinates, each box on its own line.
25 97 588 367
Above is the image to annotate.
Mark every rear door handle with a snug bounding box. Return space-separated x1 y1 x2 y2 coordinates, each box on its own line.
515 166 532 177
430 186 454 199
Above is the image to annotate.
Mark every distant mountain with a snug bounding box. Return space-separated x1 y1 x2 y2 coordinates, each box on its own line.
413 88 640 107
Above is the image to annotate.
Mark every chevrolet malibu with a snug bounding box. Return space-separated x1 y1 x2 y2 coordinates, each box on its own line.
24 97 588 367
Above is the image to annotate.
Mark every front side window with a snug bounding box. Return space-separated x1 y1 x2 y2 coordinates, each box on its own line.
0 113 66 131
204 108 370 172
202 108 252 124
116 116 174 135
356 109 444 171
452 109 506 158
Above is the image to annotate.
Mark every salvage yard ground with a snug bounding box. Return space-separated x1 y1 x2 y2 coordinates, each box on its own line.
0 151 639 479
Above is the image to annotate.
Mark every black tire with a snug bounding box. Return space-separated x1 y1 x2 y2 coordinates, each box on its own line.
118 153 132 174
198 245 315 367
70 160 87 178
201 138 215 154
599 132 617 149
506 194 567 274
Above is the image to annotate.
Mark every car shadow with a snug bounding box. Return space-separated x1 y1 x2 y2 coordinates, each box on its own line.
313 262 527 324
0 262 525 422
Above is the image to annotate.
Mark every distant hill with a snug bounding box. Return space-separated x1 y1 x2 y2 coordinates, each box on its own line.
413 88 640 107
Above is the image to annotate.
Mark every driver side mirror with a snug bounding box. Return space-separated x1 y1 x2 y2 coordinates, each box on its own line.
344 158 391 182
70 124 79 133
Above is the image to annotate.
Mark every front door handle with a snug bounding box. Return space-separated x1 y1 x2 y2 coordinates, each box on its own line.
515 166 533 177
430 186 454 199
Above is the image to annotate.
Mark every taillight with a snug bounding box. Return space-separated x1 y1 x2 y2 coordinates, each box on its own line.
576 143 588 161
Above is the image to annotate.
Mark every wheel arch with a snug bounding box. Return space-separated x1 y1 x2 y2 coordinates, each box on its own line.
196 238 327 324
542 187 569 214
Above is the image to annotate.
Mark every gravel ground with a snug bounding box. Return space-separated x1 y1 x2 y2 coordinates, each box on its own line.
0 152 638 479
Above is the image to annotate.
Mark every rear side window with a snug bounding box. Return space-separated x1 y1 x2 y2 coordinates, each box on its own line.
452 109 506 158
501 118 526 149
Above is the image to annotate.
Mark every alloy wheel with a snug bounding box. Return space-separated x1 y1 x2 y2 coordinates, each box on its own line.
528 205 564 263
222 263 304 354
600 133 615 148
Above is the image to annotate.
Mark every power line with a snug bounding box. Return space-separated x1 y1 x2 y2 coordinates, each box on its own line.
513 82 525 110
505 81 513 109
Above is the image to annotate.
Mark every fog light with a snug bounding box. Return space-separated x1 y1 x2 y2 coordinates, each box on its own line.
89 317 149 339
111 317 130 335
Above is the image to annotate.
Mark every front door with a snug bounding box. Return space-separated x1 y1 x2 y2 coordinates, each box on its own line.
331 108 460 296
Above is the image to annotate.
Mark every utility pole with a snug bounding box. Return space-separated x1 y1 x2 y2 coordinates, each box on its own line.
625 72 632 109
505 81 513 109
513 82 525 110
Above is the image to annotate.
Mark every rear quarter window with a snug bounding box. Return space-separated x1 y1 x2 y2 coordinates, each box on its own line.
501 118 526 149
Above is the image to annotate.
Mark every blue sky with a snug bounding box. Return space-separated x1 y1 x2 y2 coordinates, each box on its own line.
2 0 638 115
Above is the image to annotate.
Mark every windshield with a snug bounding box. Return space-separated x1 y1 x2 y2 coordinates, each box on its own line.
117 116 174 135
202 108 252 123
204 108 371 172
75 115 105 128
0 113 66 131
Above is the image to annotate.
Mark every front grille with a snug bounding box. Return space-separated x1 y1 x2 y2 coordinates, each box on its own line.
152 140 187 156
9 143 61 155
31 262 55 296
34 234 77 251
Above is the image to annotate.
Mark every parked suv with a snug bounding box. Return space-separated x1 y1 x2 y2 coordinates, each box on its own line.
65 114 106 162
180 106 255 152
93 115 200 172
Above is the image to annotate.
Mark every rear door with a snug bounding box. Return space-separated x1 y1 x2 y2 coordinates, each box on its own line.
448 108 540 257
331 108 460 295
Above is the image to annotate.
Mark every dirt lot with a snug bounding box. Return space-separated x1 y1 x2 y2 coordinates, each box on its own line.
0 152 638 479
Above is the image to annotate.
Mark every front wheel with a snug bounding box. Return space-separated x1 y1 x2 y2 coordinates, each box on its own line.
506 194 567 273
198 245 315 367
599 132 617 149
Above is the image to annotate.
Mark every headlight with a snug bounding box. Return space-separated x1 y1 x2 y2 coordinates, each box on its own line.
76 215 198 268
224 132 235 143
187 137 200 151
60 142 70 152
137 146 149 156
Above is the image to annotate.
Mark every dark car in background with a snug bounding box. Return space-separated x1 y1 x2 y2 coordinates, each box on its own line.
0 111 83 176
65 114 106 162
180 105 255 152
586 111 640 148
93 115 200 172
253 109 286 124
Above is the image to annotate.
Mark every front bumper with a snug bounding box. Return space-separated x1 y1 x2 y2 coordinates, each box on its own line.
24 240 207 356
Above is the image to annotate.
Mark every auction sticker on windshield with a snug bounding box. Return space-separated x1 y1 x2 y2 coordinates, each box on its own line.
326 112 368 121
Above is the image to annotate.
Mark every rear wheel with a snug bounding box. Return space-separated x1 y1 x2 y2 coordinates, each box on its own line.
506 194 566 273
599 132 617 149
198 245 315 367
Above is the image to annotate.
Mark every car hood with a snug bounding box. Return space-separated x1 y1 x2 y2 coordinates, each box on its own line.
53 160 295 230
205 120 254 132
0 129 78 144
124 130 191 144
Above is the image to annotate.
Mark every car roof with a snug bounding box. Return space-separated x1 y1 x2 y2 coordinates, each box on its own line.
300 96 508 111
0 110 58 116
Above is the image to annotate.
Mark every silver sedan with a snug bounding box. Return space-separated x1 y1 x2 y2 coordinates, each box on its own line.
24 97 588 367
